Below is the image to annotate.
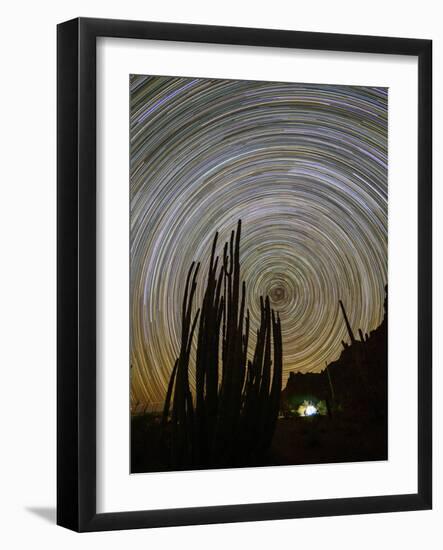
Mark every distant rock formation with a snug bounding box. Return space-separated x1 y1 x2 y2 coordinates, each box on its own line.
281 286 387 420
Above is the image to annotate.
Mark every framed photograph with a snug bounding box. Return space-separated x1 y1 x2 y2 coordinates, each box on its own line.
57 17 432 531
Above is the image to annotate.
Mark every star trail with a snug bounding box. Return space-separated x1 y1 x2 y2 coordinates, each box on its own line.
130 75 387 409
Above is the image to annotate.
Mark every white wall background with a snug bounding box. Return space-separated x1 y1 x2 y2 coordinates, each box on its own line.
0 0 440 547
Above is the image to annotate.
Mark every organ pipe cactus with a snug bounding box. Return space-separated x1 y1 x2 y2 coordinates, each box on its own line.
163 220 283 468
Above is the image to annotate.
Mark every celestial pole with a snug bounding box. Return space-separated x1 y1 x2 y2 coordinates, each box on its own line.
130 75 388 408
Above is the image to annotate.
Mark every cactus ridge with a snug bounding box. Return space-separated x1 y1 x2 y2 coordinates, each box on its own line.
162 220 283 468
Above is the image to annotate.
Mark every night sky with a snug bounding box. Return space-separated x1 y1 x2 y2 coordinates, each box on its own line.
130 75 387 409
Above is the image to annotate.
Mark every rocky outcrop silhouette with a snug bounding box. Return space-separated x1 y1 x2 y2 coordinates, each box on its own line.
281 287 388 420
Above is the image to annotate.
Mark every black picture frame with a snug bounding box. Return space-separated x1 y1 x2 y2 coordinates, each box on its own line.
57 17 432 532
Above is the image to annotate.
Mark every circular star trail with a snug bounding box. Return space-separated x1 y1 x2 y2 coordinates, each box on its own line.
130 75 388 409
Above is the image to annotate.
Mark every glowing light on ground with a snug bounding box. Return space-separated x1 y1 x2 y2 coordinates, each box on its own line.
305 404 318 416
297 400 319 417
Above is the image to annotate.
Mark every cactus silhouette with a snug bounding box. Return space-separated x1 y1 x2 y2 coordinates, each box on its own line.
162 220 283 468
